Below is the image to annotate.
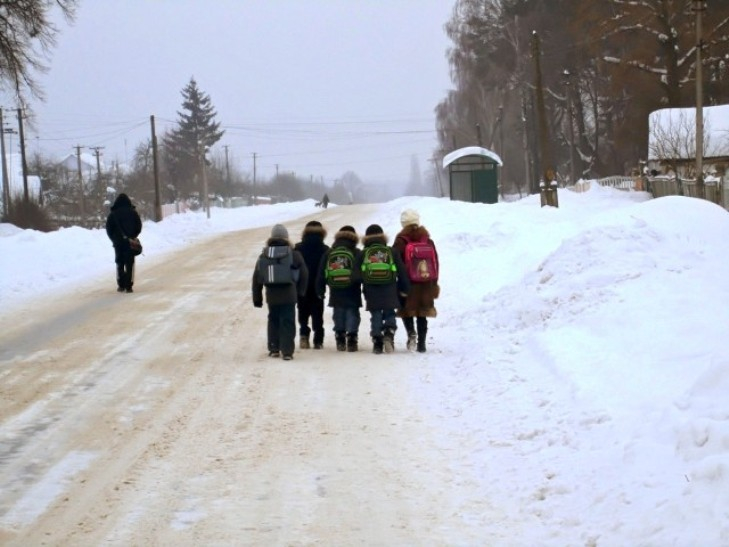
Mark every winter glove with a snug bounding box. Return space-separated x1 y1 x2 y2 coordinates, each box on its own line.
253 301 263 308
433 284 440 299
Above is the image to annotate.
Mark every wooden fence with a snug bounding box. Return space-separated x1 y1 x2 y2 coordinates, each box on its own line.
571 176 726 209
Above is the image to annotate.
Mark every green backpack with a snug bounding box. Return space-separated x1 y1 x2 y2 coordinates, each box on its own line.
325 246 355 288
361 243 396 284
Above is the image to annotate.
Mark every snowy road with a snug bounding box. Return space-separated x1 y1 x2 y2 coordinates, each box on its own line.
0 206 514 545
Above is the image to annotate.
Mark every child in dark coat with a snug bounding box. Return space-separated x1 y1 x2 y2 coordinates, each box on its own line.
252 224 308 360
357 224 410 354
105 193 143 293
316 225 362 352
294 220 329 349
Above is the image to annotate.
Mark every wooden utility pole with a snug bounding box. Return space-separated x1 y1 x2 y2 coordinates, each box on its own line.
150 115 162 221
693 0 706 196
564 69 577 184
223 144 230 198
199 143 210 219
252 152 257 204
532 31 558 207
16 108 29 203
75 145 85 221
90 146 104 185
0 108 9 217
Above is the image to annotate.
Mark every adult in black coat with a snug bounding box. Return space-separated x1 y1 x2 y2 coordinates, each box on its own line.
316 225 363 351
105 193 142 293
294 220 330 349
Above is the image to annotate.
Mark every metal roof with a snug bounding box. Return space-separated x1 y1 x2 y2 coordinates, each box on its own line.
442 146 503 168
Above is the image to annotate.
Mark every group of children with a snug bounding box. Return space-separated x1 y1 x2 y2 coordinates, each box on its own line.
251 209 440 360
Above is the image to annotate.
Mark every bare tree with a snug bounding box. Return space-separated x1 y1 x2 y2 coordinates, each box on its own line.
0 0 78 107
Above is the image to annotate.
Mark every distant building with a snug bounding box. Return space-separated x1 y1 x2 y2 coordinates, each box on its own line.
1 152 41 205
648 104 729 179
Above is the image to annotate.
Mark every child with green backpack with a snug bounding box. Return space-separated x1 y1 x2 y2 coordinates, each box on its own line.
357 224 410 354
316 225 363 351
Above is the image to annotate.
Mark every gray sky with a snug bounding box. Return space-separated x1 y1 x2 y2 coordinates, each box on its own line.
21 0 455 185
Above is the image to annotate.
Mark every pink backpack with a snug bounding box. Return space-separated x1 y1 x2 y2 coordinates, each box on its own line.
402 237 439 283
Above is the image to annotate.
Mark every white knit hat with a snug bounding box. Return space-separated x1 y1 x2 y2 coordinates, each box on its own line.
271 223 289 239
400 209 420 227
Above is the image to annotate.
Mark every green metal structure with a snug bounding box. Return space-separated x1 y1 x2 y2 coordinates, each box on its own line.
443 146 503 204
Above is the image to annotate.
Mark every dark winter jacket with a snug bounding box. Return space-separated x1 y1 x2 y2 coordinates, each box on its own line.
393 225 439 318
294 224 329 301
105 193 142 249
316 229 363 309
252 238 309 307
357 233 410 312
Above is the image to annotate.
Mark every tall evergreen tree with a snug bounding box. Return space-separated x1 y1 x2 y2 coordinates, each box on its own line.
162 77 224 198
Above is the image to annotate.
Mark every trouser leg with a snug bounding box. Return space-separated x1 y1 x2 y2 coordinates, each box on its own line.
416 316 428 353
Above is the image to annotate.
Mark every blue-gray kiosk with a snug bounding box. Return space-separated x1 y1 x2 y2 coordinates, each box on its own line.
443 146 503 204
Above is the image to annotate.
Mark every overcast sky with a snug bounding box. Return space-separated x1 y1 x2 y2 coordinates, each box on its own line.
17 0 455 185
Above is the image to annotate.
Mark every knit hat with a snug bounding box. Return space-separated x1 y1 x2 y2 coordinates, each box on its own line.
338 225 356 234
271 223 289 239
365 224 384 236
400 209 420 227
305 220 322 229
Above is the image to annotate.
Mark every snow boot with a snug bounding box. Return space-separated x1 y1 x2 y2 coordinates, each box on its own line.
403 317 416 351
300 335 310 350
335 331 346 352
346 332 358 352
372 335 384 354
383 328 395 353
407 332 417 351
313 330 324 349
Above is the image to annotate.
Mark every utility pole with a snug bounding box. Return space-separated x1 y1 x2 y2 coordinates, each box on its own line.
17 108 29 203
90 146 104 187
75 145 85 222
476 124 483 147
252 152 257 205
532 31 558 207
223 144 230 199
693 0 706 196
0 108 9 217
563 69 577 185
199 142 210 219
150 115 162 221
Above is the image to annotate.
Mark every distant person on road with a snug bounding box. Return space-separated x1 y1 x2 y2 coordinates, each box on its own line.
252 224 308 360
105 193 142 293
321 193 330 209
294 220 329 349
316 225 362 352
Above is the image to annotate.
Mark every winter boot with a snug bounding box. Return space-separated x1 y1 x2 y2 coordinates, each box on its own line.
346 333 358 352
403 317 417 351
300 335 311 350
335 331 346 352
372 335 384 354
383 328 395 353
407 332 417 351
416 317 428 353
313 330 324 350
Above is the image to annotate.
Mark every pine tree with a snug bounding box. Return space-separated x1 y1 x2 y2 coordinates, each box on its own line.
162 77 224 199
